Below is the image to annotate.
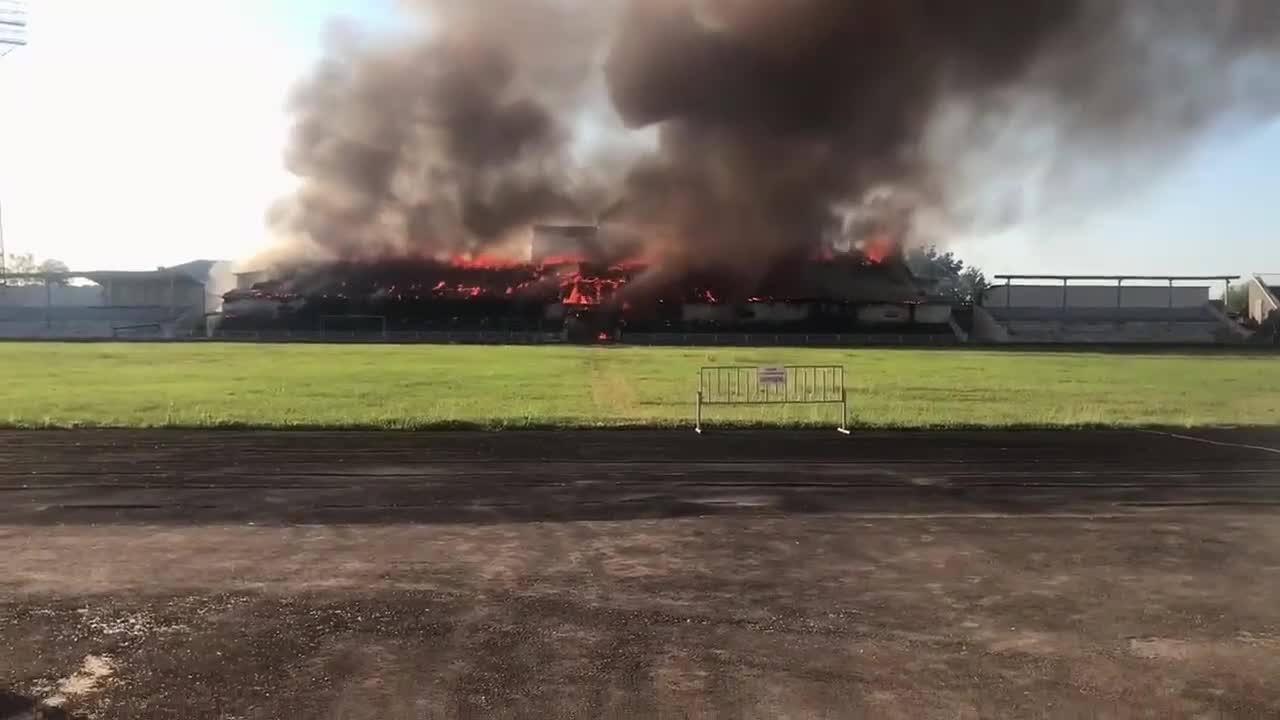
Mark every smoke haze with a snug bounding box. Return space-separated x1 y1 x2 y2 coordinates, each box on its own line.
267 0 1280 281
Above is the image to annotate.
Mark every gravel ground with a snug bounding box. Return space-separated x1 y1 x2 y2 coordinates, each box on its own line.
1 429 1279 719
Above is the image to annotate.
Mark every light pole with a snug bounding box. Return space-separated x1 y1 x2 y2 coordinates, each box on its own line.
0 198 7 282
0 0 26 57
0 0 27 283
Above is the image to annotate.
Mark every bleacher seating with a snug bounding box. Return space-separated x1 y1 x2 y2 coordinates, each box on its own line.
0 306 180 339
985 306 1220 323
981 305 1239 344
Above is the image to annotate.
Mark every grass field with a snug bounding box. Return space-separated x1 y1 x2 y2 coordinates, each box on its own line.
1 343 1276 429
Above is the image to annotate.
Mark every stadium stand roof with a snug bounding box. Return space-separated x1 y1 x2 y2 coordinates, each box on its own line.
992 275 1237 281
1 259 227 284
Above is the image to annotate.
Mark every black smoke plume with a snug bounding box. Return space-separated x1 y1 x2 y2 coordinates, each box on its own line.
267 0 1280 283
268 0 619 262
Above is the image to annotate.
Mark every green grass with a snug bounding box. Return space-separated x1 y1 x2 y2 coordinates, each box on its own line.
1 343 1276 429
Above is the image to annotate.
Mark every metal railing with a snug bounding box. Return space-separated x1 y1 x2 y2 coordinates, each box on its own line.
112 323 164 338
209 330 562 344
695 365 849 434
202 330 956 346
626 332 957 347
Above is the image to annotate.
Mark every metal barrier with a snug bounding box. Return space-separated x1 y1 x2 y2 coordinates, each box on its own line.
320 314 388 338
195 330 956 346
208 330 562 344
695 365 849 434
112 323 163 338
627 332 959 347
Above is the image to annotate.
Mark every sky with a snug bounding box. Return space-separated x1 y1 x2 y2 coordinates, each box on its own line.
0 0 1277 277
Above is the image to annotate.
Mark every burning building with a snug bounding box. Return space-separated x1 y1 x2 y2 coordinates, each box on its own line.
243 1 1279 342
222 229 951 341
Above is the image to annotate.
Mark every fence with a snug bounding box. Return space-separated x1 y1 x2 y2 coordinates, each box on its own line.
209 330 563 344
695 365 850 434
201 330 956 346
626 332 957 347
112 323 164 338
319 314 388 337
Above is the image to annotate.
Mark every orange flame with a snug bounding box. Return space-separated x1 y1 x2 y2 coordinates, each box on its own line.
861 231 896 264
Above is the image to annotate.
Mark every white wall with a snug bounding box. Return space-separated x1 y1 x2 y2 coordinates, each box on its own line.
985 284 1209 308
856 304 912 324
914 304 953 324
1248 276 1279 324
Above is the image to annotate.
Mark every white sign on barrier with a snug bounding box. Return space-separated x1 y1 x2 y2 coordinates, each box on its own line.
696 365 849 434
758 365 786 387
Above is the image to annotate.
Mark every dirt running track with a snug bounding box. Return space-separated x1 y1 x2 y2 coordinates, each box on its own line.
2 429 1280 719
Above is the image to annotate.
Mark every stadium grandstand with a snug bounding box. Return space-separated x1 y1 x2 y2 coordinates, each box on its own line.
973 275 1252 345
1244 274 1280 344
218 250 962 345
0 260 231 339
215 224 962 345
2 254 1275 347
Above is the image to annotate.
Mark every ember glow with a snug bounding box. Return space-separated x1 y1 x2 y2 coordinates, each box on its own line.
859 233 896 265
563 277 622 306
220 245 938 342
438 253 635 306
224 247 907 315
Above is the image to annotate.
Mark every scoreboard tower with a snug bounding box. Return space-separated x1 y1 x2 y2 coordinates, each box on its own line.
0 0 27 280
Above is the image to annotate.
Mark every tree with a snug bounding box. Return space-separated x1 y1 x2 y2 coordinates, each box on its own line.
1224 281 1249 316
3 253 71 286
905 245 988 304
3 253 38 286
38 258 71 286
38 258 70 275
4 252 36 274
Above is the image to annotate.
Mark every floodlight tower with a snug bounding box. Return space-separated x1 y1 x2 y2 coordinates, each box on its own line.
0 0 25 57
0 0 28 283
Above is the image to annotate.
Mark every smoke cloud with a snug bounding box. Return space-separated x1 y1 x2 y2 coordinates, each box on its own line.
268 0 1280 282
268 0 619 261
